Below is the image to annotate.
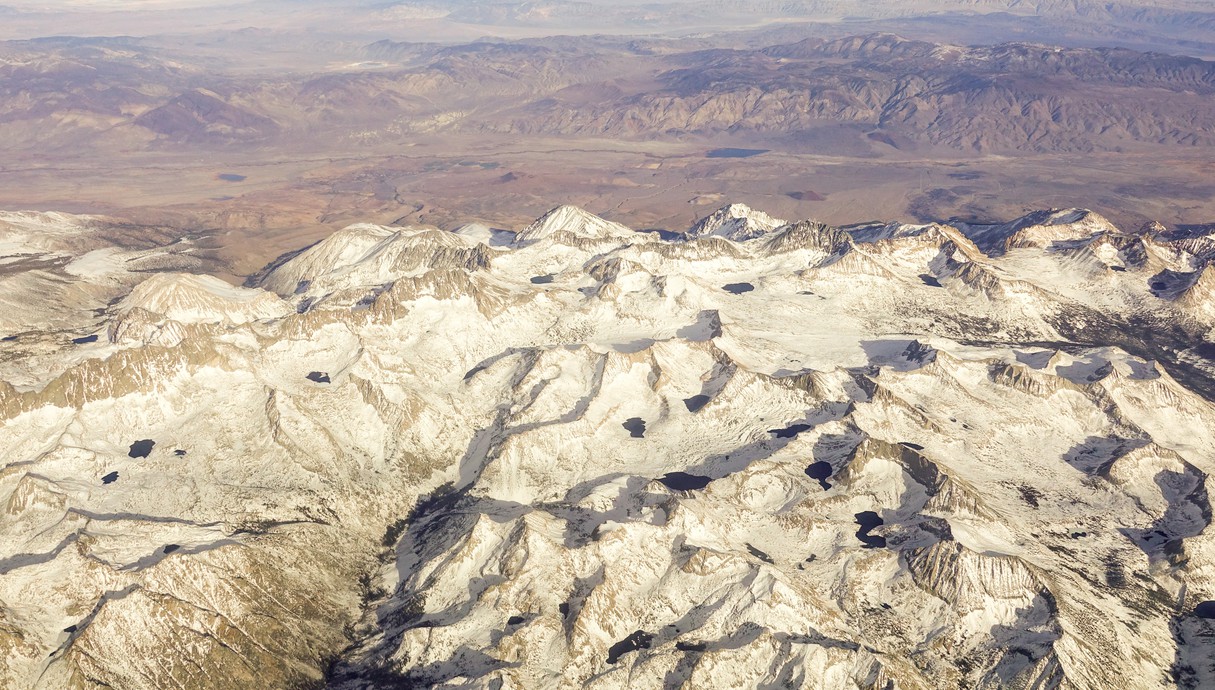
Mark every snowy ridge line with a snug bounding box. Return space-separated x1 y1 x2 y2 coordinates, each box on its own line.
0 202 1214 689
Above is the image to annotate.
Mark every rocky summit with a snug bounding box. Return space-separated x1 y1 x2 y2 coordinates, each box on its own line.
2 203 1215 689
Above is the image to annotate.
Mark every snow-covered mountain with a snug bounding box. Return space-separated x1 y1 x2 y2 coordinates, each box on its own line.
2 204 1215 689
685 203 788 242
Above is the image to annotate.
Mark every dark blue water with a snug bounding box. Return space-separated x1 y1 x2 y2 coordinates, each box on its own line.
306 371 331 383
530 275 554 284
805 461 833 490
101 471 119 485
72 334 99 344
769 424 811 439
174 449 187 457
507 615 525 626
1195 601 1215 619
722 282 754 294
683 395 711 412
707 148 769 159
854 511 886 548
163 544 180 554
128 440 155 458
622 417 646 438
607 630 654 664
658 472 712 490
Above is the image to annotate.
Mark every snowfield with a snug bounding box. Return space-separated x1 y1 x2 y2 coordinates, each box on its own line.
1 204 1214 689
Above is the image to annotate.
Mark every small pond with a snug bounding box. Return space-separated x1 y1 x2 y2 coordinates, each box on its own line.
128 440 155 458
622 417 647 438
804 461 833 490
657 472 712 491
707 148 769 159
769 423 811 439
607 630 654 664
854 511 886 548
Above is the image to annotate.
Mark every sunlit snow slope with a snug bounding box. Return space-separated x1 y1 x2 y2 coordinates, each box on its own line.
2 204 1215 689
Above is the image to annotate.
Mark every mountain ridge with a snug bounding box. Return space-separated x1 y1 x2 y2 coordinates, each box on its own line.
1 202 1214 689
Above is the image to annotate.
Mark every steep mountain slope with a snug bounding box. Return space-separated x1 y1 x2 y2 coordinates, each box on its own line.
1 204 1214 689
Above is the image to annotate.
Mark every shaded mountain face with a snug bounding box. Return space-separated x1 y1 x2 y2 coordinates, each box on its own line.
133 89 280 144
2 204 1215 689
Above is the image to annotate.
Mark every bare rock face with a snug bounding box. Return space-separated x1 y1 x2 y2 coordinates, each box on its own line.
2 205 1215 689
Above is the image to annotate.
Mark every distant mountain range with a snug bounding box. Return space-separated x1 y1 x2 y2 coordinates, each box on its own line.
2 31 1214 158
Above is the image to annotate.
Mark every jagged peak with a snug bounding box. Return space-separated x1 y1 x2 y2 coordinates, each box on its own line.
1004 208 1119 251
761 219 851 255
366 269 512 319
954 208 1118 256
848 221 986 263
1137 220 1169 237
634 235 748 261
685 203 787 242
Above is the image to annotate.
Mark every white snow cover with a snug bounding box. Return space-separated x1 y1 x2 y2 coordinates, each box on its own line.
513 204 635 243
119 273 290 324
685 203 787 241
1 204 1215 689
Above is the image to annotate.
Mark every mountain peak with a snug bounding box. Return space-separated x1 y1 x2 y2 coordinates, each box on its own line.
686 203 787 242
514 205 633 244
